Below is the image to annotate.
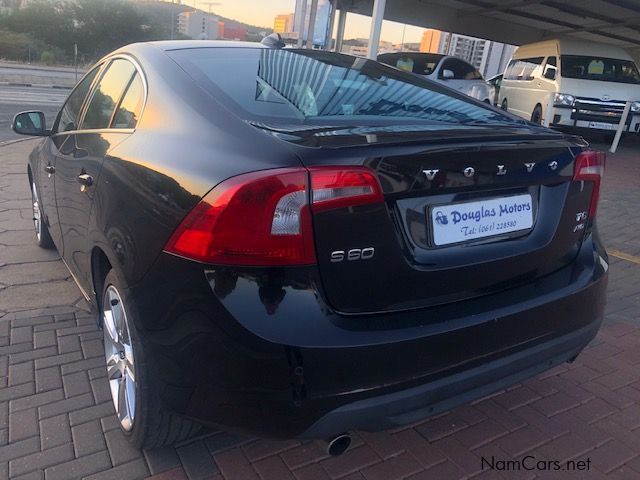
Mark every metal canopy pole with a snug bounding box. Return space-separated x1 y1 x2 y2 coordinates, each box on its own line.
335 8 347 52
543 93 554 127
610 101 631 154
307 0 319 49
325 0 337 50
367 0 386 59
297 0 307 48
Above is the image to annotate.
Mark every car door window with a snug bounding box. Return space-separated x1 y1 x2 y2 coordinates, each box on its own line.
81 59 137 130
505 57 544 80
440 59 479 80
53 67 100 134
111 73 144 129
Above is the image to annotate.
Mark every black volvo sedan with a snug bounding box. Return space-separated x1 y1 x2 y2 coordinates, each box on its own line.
12 40 607 450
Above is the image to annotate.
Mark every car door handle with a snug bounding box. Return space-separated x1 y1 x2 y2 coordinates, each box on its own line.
45 165 55 174
76 173 94 187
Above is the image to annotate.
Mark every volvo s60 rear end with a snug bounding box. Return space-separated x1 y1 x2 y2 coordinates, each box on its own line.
18 41 607 448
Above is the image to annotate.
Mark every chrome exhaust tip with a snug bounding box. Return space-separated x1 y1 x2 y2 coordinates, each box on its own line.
326 433 352 457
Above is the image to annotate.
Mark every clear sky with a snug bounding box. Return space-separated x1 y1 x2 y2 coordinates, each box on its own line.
187 0 426 44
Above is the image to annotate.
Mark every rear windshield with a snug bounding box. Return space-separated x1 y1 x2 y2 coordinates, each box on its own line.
561 55 640 84
168 48 516 126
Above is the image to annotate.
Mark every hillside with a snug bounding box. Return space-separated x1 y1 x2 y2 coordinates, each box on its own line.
133 0 272 41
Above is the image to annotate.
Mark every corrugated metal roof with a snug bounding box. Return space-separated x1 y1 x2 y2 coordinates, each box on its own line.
341 0 640 60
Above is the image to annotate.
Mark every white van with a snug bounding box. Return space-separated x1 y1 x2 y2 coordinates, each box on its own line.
498 39 640 134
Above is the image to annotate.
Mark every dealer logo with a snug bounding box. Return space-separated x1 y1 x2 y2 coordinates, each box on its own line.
435 211 449 225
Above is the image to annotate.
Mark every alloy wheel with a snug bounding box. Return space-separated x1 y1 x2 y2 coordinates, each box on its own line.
31 182 42 242
102 285 137 431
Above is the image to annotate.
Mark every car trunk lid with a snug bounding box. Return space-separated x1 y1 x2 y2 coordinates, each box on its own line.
265 125 595 315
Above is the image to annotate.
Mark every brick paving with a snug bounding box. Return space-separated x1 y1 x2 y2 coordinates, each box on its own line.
0 136 639 479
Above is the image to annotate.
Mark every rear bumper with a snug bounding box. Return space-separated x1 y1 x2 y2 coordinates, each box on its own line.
130 233 607 439
300 319 599 439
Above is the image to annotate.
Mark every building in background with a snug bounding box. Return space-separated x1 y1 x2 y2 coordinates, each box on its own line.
399 42 420 52
378 40 394 53
482 41 517 78
178 10 219 40
441 33 487 70
342 45 368 56
273 13 294 33
221 22 247 41
420 29 441 53
440 32 515 77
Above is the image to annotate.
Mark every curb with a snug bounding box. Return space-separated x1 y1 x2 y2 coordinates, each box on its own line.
0 81 72 90
0 137 38 147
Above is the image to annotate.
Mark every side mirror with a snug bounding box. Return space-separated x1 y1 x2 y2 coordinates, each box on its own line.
441 69 455 80
12 111 49 136
543 65 557 80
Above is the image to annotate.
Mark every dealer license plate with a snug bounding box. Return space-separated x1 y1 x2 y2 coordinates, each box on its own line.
430 194 534 246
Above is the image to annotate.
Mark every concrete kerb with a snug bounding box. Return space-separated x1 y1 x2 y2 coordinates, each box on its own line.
0 81 72 90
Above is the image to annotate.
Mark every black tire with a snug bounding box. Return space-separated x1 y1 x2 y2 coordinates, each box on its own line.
30 178 55 249
101 269 203 448
531 105 543 124
501 99 508 111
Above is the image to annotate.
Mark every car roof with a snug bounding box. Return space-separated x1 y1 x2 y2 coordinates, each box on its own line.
147 40 267 51
378 52 445 60
514 38 635 61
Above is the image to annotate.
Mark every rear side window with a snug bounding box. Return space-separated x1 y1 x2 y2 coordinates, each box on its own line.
377 53 443 75
54 67 100 134
504 57 544 80
81 59 136 130
440 58 483 80
112 73 144 129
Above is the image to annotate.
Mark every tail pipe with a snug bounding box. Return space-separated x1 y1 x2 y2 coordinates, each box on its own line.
326 433 352 457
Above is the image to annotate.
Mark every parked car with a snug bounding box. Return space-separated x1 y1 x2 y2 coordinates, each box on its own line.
498 38 640 133
377 52 495 103
13 41 607 452
487 73 503 105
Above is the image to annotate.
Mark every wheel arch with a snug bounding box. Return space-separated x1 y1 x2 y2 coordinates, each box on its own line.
91 246 113 316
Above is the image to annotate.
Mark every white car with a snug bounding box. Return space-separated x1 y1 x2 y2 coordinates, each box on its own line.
377 52 495 104
497 38 640 134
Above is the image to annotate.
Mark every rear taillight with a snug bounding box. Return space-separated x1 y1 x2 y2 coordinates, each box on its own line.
573 150 606 219
309 167 384 213
165 168 315 266
165 166 383 266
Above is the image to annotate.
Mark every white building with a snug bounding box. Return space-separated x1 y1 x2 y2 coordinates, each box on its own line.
178 10 220 40
440 33 516 78
482 42 517 78
342 45 369 57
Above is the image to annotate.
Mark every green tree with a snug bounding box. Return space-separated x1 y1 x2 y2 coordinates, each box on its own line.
2 0 74 51
71 0 149 58
0 29 47 62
